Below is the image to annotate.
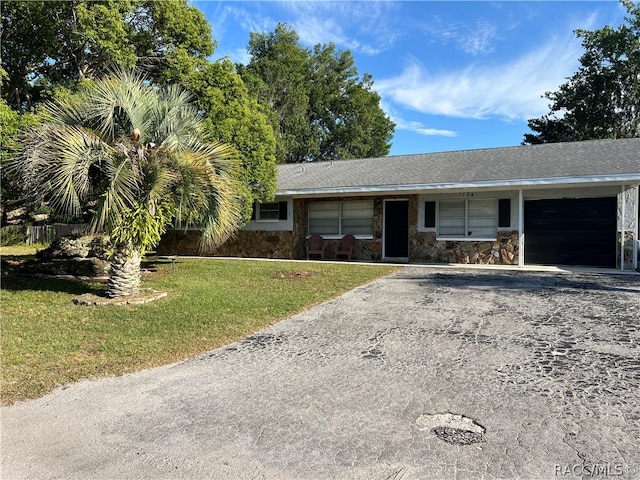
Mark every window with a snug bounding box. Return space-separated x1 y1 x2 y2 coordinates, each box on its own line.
438 199 497 239
253 201 288 221
258 202 279 220
308 200 373 237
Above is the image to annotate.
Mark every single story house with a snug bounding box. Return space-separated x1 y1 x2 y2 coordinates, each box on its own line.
158 137 640 271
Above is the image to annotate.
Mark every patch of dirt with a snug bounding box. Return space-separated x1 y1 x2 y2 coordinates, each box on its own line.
271 270 314 279
74 289 167 306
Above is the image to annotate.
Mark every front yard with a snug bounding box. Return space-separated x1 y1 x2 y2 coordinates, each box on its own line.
0 250 398 405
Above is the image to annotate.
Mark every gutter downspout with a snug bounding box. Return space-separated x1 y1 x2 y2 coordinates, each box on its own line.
518 189 524 268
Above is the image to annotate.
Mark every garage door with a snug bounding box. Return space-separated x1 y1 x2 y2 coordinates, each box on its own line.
524 197 616 268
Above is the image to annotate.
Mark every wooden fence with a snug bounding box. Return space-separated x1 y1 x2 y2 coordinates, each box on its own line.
26 224 89 245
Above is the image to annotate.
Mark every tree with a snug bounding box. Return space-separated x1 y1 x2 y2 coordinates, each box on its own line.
0 67 41 217
241 24 315 163
0 98 22 166
308 44 394 162
524 0 640 144
0 0 213 111
241 23 394 163
170 59 278 221
10 69 243 298
1 1 277 224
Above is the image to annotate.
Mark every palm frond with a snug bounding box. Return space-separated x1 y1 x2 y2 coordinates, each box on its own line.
84 69 153 143
152 87 202 152
172 142 244 250
41 93 89 127
91 156 140 234
14 124 114 218
143 152 180 213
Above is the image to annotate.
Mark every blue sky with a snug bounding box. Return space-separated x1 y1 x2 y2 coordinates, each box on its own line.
193 1 629 156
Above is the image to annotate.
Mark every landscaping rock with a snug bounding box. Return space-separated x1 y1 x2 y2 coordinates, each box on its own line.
74 289 167 306
37 234 110 260
9 234 112 277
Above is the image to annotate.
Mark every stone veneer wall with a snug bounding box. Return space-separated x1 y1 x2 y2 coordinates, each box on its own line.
157 229 293 258
411 231 519 265
617 230 637 270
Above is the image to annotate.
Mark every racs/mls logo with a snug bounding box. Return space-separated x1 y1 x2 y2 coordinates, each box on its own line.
554 463 630 477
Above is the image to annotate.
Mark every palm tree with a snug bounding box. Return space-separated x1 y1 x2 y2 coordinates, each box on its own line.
13 69 243 298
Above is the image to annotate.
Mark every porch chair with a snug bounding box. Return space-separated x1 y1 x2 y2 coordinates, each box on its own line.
306 234 325 260
334 234 357 261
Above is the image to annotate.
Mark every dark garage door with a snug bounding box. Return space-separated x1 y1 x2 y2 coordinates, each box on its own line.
524 197 616 268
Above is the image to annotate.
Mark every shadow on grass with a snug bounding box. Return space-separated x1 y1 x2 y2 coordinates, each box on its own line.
142 258 176 271
0 256 178 297
1 274 106 296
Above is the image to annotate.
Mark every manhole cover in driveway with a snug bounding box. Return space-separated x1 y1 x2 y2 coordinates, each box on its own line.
417 412 486 445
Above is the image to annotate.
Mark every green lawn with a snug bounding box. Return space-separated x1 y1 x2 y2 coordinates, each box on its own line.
1 252 398 405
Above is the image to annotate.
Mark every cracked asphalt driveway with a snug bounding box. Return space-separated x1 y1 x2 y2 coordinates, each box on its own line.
2 267 639 479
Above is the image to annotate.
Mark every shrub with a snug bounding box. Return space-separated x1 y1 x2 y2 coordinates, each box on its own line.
0 225 27 246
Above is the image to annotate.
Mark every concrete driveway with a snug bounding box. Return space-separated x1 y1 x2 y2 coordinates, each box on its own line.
2 267 639 480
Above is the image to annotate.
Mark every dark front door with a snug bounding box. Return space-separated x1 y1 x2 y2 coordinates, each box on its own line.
524 197 616 267
384 200 409 258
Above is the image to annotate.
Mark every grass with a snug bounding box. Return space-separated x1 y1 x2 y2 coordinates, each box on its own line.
0 244 48 256
1 251 399 405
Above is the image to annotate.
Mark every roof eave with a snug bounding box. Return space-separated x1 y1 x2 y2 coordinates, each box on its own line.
276 174 640 197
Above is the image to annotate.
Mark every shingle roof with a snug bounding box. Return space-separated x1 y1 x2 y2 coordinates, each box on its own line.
276 138 640 195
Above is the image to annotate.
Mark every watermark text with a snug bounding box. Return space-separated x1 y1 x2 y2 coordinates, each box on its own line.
554 464 635 477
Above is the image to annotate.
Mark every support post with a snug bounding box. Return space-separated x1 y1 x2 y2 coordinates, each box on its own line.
634 185 639 271
518 189 524 267
621 185 626 272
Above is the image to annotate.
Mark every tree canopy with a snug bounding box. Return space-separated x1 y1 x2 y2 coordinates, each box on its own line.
11 69 243 297
1 5 394 230
0 0 213 111
240 23 395 163
1 0 276 221
167 59 278 220
523 0 640 144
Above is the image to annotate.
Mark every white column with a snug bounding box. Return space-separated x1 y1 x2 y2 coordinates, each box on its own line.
634 185 639 271
518 189 524 267
621 185 626 272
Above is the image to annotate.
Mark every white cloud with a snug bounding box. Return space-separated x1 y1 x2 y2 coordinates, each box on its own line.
295 16 362 50
226 48 251 65
209 2 394 59
461 19 497 55
397 118 457 138
424 17 498 56
281 1 401 54
382 102 457 138
375 31 584 121
414 127 458 137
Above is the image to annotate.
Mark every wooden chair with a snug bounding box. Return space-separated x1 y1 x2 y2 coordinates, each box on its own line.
306 234 325 260
335 234 356 261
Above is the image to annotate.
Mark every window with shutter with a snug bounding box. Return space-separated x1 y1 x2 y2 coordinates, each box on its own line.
437 199 497 239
